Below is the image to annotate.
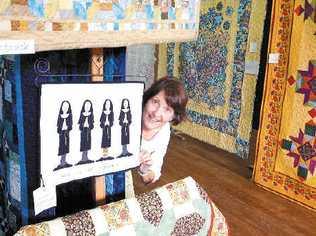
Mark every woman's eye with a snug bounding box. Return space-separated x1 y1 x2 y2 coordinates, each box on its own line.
152 98 159 104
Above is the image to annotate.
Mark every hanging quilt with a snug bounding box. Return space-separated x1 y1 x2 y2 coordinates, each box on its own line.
0 55 23 235
0 0 200 52
40 82 143 186
126 44 156 90
254 0 316 210
158 0 266 158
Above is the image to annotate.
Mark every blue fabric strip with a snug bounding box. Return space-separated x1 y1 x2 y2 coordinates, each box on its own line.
167 43 175 77
15 55 29 225
105 174 114 196
104 47 126 202
104 48 126 82
113 171 125 198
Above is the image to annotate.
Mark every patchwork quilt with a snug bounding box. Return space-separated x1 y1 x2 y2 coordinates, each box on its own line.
158 0 266 158
0 0 200 51
0 55 23 235
15 177 228 236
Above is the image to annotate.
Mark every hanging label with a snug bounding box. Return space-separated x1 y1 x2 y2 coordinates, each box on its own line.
268 53 280 64
33 186 56 215
0 40 35 55
249 42 257 53
245 60 260 75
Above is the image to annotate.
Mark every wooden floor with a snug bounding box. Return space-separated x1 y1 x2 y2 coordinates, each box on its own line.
133 133 316 236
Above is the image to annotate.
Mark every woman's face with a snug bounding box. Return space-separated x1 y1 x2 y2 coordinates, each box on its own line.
142 90 174 131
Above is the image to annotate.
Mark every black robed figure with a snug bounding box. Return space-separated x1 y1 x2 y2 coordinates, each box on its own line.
97 99 114 161
54 100 73 171
76 99 94 165
117 98 133 158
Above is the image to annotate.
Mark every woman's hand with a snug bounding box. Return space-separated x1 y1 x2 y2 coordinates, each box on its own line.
138 150 155 184
140 170 155 184
139 150 153 166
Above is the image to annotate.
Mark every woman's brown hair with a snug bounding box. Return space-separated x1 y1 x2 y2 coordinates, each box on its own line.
143 76 188 125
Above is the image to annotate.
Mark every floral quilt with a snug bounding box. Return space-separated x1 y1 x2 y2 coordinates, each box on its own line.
15 177 228 236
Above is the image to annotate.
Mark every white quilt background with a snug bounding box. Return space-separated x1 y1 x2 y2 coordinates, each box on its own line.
40 82 144 186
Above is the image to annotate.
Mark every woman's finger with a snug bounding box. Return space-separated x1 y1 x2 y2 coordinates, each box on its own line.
142 158 153 165
141 158 152 165
139 150 150 162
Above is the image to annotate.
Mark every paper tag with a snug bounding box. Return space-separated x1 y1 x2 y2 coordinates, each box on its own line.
0 40 35 55
33 186 56 215
249 42 257 53
245 60 260 75
268 53 280 64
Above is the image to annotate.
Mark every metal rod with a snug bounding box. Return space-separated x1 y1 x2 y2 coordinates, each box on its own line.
35 74 148 78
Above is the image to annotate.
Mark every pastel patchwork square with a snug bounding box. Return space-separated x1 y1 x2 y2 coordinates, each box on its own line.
101 201 133 231
166 180 190 205
0 20 11 31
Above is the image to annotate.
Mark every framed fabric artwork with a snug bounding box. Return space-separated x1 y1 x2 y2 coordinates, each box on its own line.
40 82 144 186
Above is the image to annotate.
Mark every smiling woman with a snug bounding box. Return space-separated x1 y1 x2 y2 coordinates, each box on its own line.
139 77 188 184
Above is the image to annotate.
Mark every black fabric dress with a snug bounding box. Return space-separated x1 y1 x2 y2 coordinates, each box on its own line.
119 111 131 145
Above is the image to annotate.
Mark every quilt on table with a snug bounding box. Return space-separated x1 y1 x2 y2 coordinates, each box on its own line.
254 0 316 210
157 0 266 158
15 176 228 236
0 0 200 52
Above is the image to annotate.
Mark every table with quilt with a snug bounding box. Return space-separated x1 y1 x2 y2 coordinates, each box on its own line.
14 177 228 236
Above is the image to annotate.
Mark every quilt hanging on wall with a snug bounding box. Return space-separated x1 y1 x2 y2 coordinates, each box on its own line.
126 44 156 90
0 0 200 52
0 55 23 235
40 83 143 186
254 0 316 210
158 0 266 158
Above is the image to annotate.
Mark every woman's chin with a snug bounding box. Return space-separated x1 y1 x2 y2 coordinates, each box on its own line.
144 122 162 131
